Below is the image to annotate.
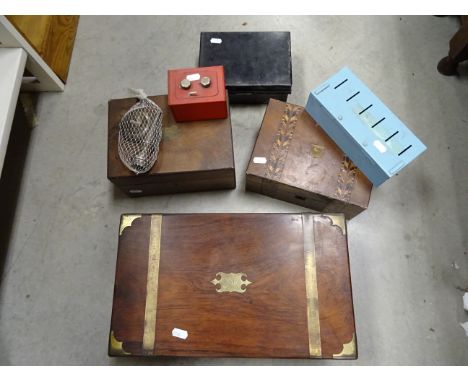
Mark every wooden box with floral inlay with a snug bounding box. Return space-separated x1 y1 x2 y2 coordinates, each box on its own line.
246 99 372 219
109 213 357 359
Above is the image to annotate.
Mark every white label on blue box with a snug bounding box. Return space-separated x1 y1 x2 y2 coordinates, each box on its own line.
373 140 387 154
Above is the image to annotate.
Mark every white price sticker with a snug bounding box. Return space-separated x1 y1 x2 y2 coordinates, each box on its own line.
373 140 387 154
210 38 222 44
253 157 267 164
172 328 188 340
186 73 200 81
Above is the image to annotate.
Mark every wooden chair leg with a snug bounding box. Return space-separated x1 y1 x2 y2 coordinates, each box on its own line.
437 56 459 76
438 20 468 76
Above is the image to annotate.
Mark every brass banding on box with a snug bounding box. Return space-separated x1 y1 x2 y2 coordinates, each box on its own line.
302 213 322 358
323 213 347 235
142 214 163 353
109 330 130 356
333 333 357 359
119 214 141 236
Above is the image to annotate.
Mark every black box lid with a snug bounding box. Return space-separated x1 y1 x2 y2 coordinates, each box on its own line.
199 32 292 93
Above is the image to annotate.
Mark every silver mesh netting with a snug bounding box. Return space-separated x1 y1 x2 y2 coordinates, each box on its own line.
118 90 163 175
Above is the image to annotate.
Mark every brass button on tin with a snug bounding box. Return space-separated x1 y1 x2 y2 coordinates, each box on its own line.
200 76 211 88
180 78 191 89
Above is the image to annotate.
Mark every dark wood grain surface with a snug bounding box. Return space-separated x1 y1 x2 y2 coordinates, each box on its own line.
107 95 235 195
246 99 372 219
109 213 356 359
314 215 356 357
110 215 151 355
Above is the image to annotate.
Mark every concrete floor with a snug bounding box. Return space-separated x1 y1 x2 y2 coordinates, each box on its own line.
0 16 467 365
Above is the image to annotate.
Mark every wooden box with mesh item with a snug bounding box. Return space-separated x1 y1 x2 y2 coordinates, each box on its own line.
107 95 235 197
109 212 357 359
246 99 372 219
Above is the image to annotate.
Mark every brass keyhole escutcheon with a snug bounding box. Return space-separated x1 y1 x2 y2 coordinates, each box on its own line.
311 144 325 158
210 272 252 293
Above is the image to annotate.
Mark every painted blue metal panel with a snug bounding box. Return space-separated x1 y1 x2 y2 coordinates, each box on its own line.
306 67 426 186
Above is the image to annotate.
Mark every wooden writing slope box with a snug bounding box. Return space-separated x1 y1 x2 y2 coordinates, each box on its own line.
107 95 235 196
246 99 372 219
109 213 357 359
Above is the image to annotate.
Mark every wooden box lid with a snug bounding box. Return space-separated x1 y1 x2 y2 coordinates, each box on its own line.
109 213 357 359
107 95 235 187
246 99 372 218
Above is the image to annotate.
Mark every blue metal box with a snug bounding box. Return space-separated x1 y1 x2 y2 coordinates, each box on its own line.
306 67 426 186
